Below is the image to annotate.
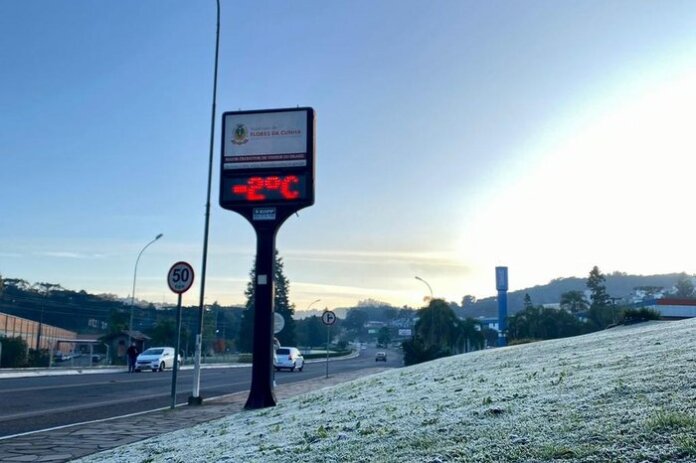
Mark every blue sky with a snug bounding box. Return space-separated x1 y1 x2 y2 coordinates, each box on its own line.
2 1 696 310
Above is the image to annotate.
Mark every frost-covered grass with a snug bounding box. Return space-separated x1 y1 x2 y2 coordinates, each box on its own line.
77 319 696 462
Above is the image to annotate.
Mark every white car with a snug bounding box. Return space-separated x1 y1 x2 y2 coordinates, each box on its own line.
274 347 304 372
135 347 181 372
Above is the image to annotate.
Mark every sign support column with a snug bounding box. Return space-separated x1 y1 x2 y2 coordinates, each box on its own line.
244 224 279 409
167 261 195 409
219 107 316 410
321 310 336 379
495 266 508 347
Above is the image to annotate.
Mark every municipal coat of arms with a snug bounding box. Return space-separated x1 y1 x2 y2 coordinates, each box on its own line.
232 124 249 145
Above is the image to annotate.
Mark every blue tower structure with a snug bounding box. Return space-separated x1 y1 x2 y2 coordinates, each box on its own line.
495 266 508 347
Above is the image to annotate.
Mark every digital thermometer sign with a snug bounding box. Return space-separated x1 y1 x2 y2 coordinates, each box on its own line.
221 174 307 204
219 107 315 217
217 106 315 410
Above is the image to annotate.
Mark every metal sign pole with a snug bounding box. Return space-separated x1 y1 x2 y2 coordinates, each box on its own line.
321 310 335 379
166 261 195 408
244 224 278 409
171 293 183 409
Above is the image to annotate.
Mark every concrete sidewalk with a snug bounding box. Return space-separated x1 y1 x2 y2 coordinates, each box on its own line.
0 367 386 463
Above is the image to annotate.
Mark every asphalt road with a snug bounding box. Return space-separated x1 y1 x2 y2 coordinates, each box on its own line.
0 347 401 437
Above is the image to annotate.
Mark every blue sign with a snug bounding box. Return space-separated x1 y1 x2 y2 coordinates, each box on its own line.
495 266 508 291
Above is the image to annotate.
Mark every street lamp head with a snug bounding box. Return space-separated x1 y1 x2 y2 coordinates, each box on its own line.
155 233 164 240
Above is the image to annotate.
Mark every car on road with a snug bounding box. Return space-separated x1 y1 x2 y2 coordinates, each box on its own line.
135 347 181 372
274 347 304 372
375 351 387 362
53 352 72 362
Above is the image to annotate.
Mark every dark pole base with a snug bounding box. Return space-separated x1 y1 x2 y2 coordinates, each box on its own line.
188 396 204 406
244 390 277 410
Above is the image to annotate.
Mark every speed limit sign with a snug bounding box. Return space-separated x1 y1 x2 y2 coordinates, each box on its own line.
167 262 195 294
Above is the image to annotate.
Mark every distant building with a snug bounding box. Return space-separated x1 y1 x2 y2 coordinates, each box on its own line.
636 298 696 319
0 312 76 352
475 317 499 332
101 330 151 364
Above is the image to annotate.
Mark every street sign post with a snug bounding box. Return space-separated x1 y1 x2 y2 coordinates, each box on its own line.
495 266 508 347
322 310 336 378
220 107 315 409
167 261 195 409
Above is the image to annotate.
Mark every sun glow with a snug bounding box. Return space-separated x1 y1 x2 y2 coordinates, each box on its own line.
458 66 696 293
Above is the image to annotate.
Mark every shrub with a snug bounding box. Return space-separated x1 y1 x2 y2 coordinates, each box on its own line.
508 338 541 346
0 336 28 368
27 348 50 367
621 308 661 324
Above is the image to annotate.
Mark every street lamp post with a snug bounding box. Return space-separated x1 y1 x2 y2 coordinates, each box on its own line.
129 234 163 346
414 276 433 301
307 299 321 311
190 0 221 407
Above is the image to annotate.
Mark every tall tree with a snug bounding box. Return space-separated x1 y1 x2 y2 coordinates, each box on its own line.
674 274 695 298
587 266 611 309
586 266 620 329
377 326 391 347
148 319 176 347
560 291 589 314
414 299 459 352
237 251 297 352
402 299 482 365
296 315 324 348
461 295 477 308
343 309 369 336
523 293 534 310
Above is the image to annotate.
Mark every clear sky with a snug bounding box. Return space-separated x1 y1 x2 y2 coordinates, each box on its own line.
2 1 696 311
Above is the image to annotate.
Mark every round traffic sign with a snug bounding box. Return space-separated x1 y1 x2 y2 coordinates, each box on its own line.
274 313 285 334
321 310 336 326
167 261 195 294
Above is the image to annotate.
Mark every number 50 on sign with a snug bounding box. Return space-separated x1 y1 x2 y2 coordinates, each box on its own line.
168 262 195 294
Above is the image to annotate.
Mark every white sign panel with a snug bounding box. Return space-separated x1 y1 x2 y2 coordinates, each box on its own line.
274 313 285 334
321 311 336 326
223 109 309 170
167 262 195 294
398 329 412 336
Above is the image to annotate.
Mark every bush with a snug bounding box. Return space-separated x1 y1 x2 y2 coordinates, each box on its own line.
621 308 661 324
28 348 50 367
508 338 541 346
402 337 450 366
0 336 28 368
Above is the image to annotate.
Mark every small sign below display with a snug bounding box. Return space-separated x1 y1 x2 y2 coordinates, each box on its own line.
253 207 276 221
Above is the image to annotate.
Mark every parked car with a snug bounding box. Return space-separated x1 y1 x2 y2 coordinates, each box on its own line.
375 351 387 362
274 347 304 372
53 352 72 362
135 347 181 372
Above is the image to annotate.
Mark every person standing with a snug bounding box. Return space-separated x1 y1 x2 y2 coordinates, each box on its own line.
126 343 139 373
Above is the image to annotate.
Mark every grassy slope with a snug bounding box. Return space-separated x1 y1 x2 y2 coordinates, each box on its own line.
80 319 696 463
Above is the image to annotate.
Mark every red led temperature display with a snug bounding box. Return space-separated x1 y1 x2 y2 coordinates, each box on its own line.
222 174 307 203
